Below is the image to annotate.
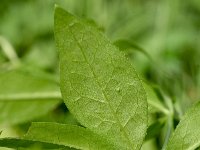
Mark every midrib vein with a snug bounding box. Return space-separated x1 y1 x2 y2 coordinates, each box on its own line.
0 92 62 101
70 28 133 148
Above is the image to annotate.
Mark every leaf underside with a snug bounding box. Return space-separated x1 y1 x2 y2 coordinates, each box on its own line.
55 7 148 150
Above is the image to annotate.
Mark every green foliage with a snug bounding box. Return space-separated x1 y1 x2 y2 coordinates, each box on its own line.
114 39 151 60
0 0 200 150
0 138 64 149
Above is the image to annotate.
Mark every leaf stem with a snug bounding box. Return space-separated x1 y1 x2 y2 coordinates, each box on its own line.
148 100 170 115
162 95 174 150
162 115 173 150
0 36 21 66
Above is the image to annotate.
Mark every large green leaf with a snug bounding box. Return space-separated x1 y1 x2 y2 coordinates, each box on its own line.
55 6 148 149
166 102 200 150
24 122 115 150
0 69 61 125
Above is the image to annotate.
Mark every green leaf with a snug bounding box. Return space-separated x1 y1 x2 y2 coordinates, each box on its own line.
143 83 169 115
166 102 200 150
0 69 61 125
114 39 151 60
55 6 148 149
145 119 165 141
24 122 115 150
0 69 61 101
0 138 65 149
1 123 108 150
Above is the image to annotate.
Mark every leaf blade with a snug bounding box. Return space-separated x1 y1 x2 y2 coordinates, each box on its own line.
114 39 151 60
0 137 65 149
24 122 115 150
55 7 148 149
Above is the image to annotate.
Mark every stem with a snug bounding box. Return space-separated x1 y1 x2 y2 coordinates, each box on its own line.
148 100 170 115
0 36 20 66
162 95 174 150
162 115 173 150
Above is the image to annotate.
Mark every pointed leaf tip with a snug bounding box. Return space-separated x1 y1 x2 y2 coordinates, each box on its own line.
54 4 59 9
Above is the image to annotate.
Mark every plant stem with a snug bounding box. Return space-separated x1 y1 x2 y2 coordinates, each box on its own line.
0 36 20 66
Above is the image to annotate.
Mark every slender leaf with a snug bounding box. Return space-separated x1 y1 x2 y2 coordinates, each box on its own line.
114 39 151 60
55 6 148 149
145 119 165 141
0 138 65 149
24 122 116 150
143 83 169 115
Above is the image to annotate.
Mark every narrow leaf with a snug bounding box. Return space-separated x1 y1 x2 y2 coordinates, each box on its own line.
55 6 148 149
24 122 116 150
145 119 165 141
143 83 169 115
0 138 65 149
114 39 151 60
166 102 200 150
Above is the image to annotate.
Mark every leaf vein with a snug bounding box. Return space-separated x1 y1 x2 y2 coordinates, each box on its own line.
69 26 134 148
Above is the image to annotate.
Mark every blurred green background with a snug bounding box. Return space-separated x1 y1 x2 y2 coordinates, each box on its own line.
0 0 200 149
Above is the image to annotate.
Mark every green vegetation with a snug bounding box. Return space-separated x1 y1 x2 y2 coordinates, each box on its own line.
0 1 200 150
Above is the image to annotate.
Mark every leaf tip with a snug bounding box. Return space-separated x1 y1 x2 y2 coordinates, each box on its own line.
54 4 59 9
54 4 62 15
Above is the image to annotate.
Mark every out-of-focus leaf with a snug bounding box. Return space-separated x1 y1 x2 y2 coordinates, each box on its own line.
114 39 151 60
0 138 65 149
22 40 58 71
0 69 61 125
145 119 165 141
143 83 169 115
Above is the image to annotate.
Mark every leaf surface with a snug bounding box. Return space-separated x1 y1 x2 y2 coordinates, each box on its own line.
166 102 200 150
55 6 148 149
24 122 115 150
